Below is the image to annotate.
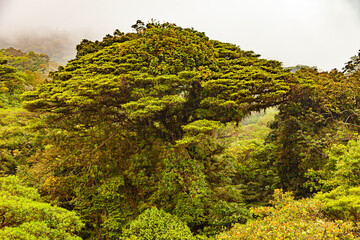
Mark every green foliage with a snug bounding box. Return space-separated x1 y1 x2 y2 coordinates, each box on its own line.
218 189 357 240
21 21 292 238
315 139 360 222
0 48 53 175
0 48 50 73
0 174 41 199
75 29 128 58
0 221 81 240
327 139 360 187
344 49 360 74
24 22 291 128
0 48 55 107
267 68 360 196
0 59 24 106
212 108 280 206
285 64 316 73
216 49 360 239
120 207 195 240
0 107 40 174
0 175 83 239
1 20 360 240
225 139 279 206
316 186 360 222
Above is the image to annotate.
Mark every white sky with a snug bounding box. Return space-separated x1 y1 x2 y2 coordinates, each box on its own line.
0 0 359 70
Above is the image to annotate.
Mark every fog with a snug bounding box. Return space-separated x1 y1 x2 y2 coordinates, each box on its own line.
0 0 359 69
347 0 360 13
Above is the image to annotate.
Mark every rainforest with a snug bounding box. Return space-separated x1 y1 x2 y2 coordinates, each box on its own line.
1 21 360 239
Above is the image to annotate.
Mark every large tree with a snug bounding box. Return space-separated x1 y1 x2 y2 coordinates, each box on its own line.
23 22 292 239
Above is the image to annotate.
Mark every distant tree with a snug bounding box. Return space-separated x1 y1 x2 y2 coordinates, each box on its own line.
0 48 53 106
75 39 98 58
0 59 19 92
0 58 25 106
75 32 132 58
343 50 360 74
285 64 316 73
131 20 145 32
113 29 124 37
0 49 54 176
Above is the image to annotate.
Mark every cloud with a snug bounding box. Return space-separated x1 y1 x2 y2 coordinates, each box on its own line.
347 0 360 10
0 0 9 20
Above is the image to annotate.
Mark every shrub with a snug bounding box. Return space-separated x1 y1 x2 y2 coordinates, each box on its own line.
218 189 357 240
0 176 83 239
120 207 195 240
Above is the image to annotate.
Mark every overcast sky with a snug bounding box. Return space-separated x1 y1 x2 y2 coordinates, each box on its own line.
0 0 359 70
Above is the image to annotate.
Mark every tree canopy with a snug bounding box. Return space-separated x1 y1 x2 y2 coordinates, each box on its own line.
20 22 294 238
23 22 292 138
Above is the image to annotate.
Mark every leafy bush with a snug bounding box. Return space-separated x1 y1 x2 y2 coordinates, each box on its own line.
218 189 357 240
316 186 360 221
120 207 195 240
0 176 83 239
315 139 360 222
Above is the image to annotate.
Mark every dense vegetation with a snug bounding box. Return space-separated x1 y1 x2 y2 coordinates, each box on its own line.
0 48 59 107
0 176 83 239
1 21 360 239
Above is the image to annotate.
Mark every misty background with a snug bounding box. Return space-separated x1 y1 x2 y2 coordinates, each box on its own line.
0 0 359 69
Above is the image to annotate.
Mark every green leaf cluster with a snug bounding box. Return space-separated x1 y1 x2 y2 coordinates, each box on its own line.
267 68 360 195
315 139 360 221
0 48 50 73
218 189 357 240
0 48 56 107
0 107 40 175
0 175 83 239
120 207 195 240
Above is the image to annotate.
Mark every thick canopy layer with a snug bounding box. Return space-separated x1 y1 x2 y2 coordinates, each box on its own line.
24 22 291 141
21 22 294 238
